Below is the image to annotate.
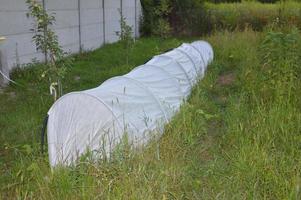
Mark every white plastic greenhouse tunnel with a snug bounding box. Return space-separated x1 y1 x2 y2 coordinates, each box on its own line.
46 41 214 167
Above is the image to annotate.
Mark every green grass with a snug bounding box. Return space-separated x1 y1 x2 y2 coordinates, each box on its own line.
1 29 301 199
206 1 301 32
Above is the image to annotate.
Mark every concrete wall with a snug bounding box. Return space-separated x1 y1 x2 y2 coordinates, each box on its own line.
0 0 142 85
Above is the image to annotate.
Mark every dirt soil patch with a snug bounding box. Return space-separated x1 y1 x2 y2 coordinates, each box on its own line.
217 73 236 86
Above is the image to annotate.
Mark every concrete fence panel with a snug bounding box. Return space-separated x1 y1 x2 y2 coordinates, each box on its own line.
0 0 141 86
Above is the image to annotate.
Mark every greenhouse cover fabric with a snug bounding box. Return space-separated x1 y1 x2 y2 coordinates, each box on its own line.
47 41 214 167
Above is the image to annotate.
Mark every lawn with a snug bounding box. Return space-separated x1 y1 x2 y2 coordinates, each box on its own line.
1 28 301 199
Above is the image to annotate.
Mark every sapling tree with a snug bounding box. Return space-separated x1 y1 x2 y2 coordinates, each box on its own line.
116 9 134 65
26 0 73 101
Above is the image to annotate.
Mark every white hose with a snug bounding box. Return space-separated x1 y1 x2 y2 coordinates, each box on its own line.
0 69 18 85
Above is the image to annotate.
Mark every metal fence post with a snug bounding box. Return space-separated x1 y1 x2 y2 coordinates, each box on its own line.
135 0 137 38
78 0 82 52
103 0 106 44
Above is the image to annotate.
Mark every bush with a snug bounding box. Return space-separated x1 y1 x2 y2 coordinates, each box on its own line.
140 0 208 36
140 0 172 37
171 0 209 36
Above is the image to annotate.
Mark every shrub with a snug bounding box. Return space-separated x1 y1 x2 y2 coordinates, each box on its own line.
140 0 172 37
153 0 172 38
171 0 209 36
140 0 207 36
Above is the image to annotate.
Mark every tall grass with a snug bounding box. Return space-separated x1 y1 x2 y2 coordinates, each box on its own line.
203 28 301 199
206 1 301 32
1 28 301 199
